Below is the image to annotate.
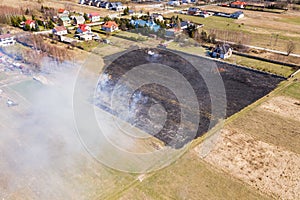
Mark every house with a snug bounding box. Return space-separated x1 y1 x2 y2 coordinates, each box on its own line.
211 44 232 59
89 12 100 22
0 34 16 47
53 26 68 36
57 8 69 18
92 0 101 7
58 8 69 15
188 7 200 15
130 20 160 32
151 13 164 22
24 20 36 29
231 11 244 19
182 0 191 3
58 16 71 26
100 2 110 9
230 1 247 8
168 0 180 6
76 24 91 34
74 16 85 25
109 2 125 11
102 21 119 32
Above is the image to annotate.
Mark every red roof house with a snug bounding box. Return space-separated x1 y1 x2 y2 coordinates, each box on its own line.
102 21 119 32
76 24 91 34
58 8 65 13
89 12 100 22
53 26 68 36
230 1 247 8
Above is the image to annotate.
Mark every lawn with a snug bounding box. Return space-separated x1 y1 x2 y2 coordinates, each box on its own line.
282 82 300 99
276 16 300 25
167 42 206 56
164 8 300 54
227 54 296 77
77 40 103 52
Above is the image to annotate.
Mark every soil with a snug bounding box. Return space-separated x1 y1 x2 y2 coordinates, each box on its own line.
95 48 284 148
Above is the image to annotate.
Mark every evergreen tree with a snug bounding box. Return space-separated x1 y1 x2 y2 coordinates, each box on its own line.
25 8 30 15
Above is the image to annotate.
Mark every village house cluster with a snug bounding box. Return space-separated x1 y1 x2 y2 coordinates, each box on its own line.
0 1 251 60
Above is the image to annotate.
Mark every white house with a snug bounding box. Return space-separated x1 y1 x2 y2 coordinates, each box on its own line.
0 34 16 47
53 26 68 36
74 16 85 25
102 21 119 32
89 13 100 22
168 0 180 6
212 44 233 59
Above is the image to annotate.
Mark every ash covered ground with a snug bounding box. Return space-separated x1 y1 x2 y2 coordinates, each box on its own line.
95 48 284 148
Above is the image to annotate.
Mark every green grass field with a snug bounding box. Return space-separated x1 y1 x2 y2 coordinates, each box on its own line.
163 13 300 54
227 54 296 77
282 82 300 99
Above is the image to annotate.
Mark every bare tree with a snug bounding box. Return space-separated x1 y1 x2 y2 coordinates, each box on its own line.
286 40 296 56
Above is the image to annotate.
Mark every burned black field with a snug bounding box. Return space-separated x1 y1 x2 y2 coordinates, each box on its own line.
95 48 284 149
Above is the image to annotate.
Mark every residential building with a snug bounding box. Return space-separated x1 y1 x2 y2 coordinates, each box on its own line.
0 34 16 47
58 16 71 26
76 24 91 34
109 2 125 11
230 1 247 8
188 7 200 15
231 11 244 19
24 20 36 29
130 20 160 32
74 16 86 25
102 21 119 32
211 44 233 59
53 26 68 36
89 12 100 22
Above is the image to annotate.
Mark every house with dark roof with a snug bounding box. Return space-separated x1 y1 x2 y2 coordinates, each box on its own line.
188 7 200 15
231 11 244 19
211 44 232 59
109 2 125 11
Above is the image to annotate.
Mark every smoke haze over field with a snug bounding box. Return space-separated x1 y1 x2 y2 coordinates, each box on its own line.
0 60 131 199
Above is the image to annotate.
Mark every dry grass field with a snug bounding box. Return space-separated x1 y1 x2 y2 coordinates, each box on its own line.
165 5 300 54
